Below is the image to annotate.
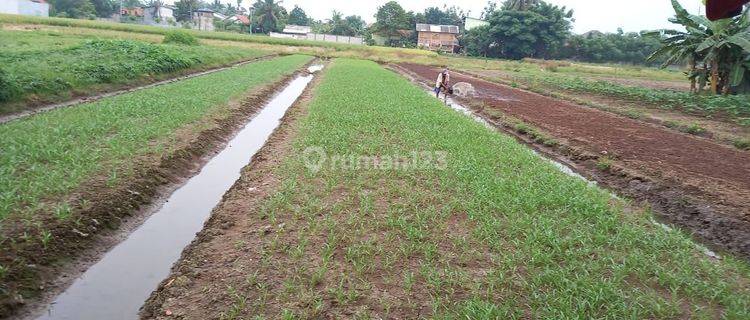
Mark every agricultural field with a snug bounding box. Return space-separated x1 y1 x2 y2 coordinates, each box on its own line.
0 27 270 114
442 57 750 149
0 54 312 315
144 59 750 319
0 13 750 320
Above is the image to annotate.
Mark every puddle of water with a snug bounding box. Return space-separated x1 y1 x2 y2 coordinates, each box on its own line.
36 74 314 320
308 64 324 73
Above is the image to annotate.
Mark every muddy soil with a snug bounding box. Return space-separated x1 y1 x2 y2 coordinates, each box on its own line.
141 67 319 320
0 69 307 319
397 63 750 259
460 69 750 148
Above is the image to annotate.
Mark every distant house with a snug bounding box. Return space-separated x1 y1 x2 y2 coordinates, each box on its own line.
372 29 413 46
224 14 250 26
416 23 460 52
213 12 227 20
192 8 215 31
0 0 49 17
464 17 488 31
581 30 604 39
270 24 363 45
121 6 144 17
143 5 174 26
269 25 312 40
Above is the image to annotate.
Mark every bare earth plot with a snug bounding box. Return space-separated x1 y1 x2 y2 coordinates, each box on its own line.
398 63 750 258
143 59 750 319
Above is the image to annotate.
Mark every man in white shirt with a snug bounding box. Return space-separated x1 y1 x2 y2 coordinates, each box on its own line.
434 67 451 100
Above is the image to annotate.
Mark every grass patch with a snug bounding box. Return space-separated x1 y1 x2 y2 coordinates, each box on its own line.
163 29 199 46
479 69 750 121
0 28 268 112
0 54 312 221
212 59 750 318
732 138 750 150
596 156 614 171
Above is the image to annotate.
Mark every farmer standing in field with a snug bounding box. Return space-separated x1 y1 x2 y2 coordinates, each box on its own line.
435 67 451 99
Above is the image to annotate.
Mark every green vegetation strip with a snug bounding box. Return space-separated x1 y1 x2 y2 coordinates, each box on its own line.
0 28 269 112
483 68 750 123
229 59 750 318
0 14 435 57
0 54 312 221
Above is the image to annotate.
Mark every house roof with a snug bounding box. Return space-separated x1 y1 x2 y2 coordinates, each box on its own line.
283 24 312 34
397 29 412 37
195 8 214 13
227 14 251 25
415 24 459 34
144 5 175 9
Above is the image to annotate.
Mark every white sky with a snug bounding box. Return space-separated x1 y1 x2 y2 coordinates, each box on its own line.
168 0 704 34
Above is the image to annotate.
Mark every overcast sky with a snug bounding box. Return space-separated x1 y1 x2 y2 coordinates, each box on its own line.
172 0 705 34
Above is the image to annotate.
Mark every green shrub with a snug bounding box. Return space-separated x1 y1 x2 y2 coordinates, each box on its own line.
0 68 21 102
682 123 706 135
163 30 199 46
596 156 614 171
733 139 750 150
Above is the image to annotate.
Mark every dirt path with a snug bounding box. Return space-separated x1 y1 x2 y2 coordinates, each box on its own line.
398 63 750 256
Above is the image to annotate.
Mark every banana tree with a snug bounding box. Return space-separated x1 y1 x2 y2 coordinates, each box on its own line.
649 0 750 94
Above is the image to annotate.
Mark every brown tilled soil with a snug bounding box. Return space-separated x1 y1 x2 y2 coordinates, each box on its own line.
459 69 750 148
397 63 750 258
0 70 304 319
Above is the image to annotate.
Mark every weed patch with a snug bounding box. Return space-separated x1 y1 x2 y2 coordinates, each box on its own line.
163 30 199 46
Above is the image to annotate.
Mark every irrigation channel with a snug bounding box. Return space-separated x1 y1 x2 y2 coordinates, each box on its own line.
34 64 323 320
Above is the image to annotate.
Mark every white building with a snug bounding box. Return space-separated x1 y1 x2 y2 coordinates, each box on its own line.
0 0 49 17
143 5 175 26
192 9 215 31
464 17 489 31
268 24 311 40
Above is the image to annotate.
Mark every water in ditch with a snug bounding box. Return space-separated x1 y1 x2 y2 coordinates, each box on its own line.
36 69 320 320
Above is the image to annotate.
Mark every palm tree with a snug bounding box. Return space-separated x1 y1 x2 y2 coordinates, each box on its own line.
253 0 283 33
649 0 750 94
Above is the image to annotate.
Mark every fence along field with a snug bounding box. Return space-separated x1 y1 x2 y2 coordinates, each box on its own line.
144 59 750 319
0 28 269 115
0 55 312 316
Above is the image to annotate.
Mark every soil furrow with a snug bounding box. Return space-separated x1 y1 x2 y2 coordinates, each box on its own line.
396 62 750 258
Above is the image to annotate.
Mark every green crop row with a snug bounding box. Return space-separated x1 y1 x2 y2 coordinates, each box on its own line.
203 59 750 318
0 29 269 113
0 54 312 221
497 70 750 122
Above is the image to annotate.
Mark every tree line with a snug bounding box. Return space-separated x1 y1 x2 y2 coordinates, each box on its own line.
44 0 750 78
